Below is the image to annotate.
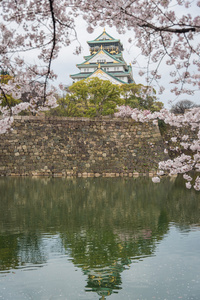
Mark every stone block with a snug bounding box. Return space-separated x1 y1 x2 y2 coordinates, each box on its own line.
133 172 139 177
94 173 101 177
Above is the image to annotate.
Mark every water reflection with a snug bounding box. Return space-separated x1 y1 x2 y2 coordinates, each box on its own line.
0 177 199 299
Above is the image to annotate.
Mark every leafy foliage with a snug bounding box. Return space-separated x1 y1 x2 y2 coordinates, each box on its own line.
48 78 123 117
0 74 21 109
120 83 163 112
48 80 164 117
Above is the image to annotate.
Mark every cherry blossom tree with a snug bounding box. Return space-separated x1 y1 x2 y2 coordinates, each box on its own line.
0 0 80 133
115 105 200 191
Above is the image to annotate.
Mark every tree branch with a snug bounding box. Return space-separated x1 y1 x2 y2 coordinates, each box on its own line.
139 23 198 34
43 0 56 103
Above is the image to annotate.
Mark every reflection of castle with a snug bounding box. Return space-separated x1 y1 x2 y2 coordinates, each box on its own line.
63 226 158 299
84 259 131 299
70 29 134 85
2 177 199 299
81 229 154 299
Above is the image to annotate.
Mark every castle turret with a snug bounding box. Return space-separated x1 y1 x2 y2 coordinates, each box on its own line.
70 29 134 85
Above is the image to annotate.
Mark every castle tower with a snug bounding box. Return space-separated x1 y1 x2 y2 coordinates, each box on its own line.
70 29 134 85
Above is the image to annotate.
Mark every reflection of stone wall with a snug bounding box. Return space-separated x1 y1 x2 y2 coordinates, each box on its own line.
0 176 199 275
0 116 168 176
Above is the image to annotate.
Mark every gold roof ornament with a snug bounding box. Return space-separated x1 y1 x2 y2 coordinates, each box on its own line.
70 29 134 85
99 45 104 54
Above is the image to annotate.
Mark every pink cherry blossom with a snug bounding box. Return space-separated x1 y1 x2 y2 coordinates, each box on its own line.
152 177 161 183
171 137 177 142
115 105 200 191
186 182 192 189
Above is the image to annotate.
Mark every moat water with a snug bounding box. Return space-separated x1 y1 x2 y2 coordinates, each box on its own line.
0 177 200 300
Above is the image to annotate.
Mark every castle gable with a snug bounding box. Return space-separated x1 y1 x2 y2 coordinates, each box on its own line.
95 31 114 41
83 49 120 65
89 69 126 85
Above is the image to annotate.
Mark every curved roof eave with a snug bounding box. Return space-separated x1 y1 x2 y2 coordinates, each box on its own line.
77 48 124 67
92 68 128 85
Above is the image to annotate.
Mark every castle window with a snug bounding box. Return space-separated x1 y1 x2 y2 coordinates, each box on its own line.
70 29 134 86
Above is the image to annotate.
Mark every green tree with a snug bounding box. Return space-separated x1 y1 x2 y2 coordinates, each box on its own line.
85 78 123 117
48 78 123 117
0 74 21 109
47 93 86 117
120 83 163 112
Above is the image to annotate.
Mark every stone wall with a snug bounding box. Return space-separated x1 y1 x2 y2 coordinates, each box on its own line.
0 116 168 177
160 122 199 159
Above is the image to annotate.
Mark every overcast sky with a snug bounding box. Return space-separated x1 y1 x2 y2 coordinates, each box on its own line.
50 18 199 109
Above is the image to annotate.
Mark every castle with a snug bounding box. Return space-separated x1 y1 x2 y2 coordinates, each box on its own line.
70 29 134 85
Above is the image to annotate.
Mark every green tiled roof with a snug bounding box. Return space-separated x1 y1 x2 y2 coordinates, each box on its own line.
84 55 92 60
71 68 130 85
77 62 126 68
70 73 90 78
103 49 124 63
88 39 120 44
84 53 123 61
96 68 128 84
88 30 117 42
77 49 125 67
